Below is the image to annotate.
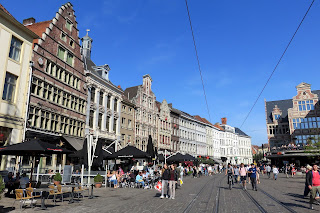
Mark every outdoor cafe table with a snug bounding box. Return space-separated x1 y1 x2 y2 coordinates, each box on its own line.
33 188 50 210
60 184 79 203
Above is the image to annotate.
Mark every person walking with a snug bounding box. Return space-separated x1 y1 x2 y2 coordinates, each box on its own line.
266 165 271 178
193 166 198 178
168 164 178 199
239 163 247 190
160 164 170 199
234 166 240 183
248 164 257 191
273 165 279 180
307 164 320 209
178 163 184 185
304 165 312 198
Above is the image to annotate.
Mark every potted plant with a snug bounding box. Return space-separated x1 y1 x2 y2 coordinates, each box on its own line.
53 173 62 185
94 174 103 188
0 175 5 200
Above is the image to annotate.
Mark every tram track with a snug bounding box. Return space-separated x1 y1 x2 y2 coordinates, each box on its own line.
242 187 269 213
182 174 224 213
258 187 297 213
240 183 297 213
182 176 215 213
214 175 223 213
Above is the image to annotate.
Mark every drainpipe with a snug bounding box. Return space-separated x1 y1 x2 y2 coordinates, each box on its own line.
15 61 33 173
23 61 33 141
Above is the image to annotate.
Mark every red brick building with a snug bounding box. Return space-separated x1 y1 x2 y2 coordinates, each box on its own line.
24 3 87 168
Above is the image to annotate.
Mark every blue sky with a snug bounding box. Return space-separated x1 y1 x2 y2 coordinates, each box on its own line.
2 0 320 145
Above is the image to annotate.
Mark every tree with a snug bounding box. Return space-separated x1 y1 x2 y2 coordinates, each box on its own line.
253 153 263 163
306 137 320 150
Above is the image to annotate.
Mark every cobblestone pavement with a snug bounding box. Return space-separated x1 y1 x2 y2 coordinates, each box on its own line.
0 173 318 213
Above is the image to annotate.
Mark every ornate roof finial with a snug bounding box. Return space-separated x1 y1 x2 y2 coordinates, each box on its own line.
86 29 90 36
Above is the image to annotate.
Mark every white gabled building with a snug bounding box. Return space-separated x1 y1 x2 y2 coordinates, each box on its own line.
218 118 252 165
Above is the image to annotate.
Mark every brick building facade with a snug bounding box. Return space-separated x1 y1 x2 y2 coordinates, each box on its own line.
124 75 158 152
24 3 87 169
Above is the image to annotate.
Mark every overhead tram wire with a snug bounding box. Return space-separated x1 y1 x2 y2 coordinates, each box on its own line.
185 0 212 122
240 0 315 129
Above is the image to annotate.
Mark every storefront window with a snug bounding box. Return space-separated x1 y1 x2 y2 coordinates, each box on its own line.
0 127 11 146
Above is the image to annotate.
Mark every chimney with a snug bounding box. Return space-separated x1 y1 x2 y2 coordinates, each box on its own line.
117 85 121 89
221 117 227 125
23 17 36 26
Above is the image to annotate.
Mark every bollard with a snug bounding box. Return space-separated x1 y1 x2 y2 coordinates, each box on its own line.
105 165 108 188
36 164 40 182
81 164 84 186
88 184 94 199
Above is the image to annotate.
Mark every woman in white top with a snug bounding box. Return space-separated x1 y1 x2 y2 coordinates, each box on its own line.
109 171 118 188
273 166 279 180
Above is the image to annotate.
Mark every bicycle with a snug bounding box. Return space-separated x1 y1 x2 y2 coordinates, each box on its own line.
228 174 233 190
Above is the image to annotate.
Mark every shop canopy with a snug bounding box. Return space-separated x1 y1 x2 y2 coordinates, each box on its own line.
110 145 151 159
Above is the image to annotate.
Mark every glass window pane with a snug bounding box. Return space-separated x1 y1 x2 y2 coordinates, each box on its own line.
67 53 73 66
9 36 22 61
58 47 65 60
2 73 17 102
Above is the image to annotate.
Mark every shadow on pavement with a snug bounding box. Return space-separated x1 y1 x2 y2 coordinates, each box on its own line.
154 193 161 197
285 193 305 199
0 206 15 213
281 201 310 209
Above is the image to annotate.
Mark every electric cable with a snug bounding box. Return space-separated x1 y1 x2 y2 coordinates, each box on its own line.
240 0 315 129
185 0 212 122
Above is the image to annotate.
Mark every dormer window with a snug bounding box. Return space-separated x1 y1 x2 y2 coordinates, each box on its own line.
274 114 280 120
298 100 314 111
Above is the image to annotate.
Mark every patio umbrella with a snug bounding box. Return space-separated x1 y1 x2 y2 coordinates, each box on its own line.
102 146 115 159
167 153 186 162
0 139 72 156
110 145 151 159
157 154 165 162
146 135 155 159
184 153 196 161
0 139 73 181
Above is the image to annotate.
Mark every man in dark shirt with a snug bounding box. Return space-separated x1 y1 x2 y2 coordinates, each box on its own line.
4 172 16 197
248 164 257 191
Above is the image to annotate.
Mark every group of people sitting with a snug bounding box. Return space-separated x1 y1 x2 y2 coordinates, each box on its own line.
3 172 30 197
271 143 303 151
106 167 161 189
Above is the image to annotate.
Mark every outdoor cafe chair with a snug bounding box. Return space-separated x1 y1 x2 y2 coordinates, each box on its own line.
26 187 41 199
74 185 89 199
12 189 33 209
47 185 62 205
57 184 71 202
